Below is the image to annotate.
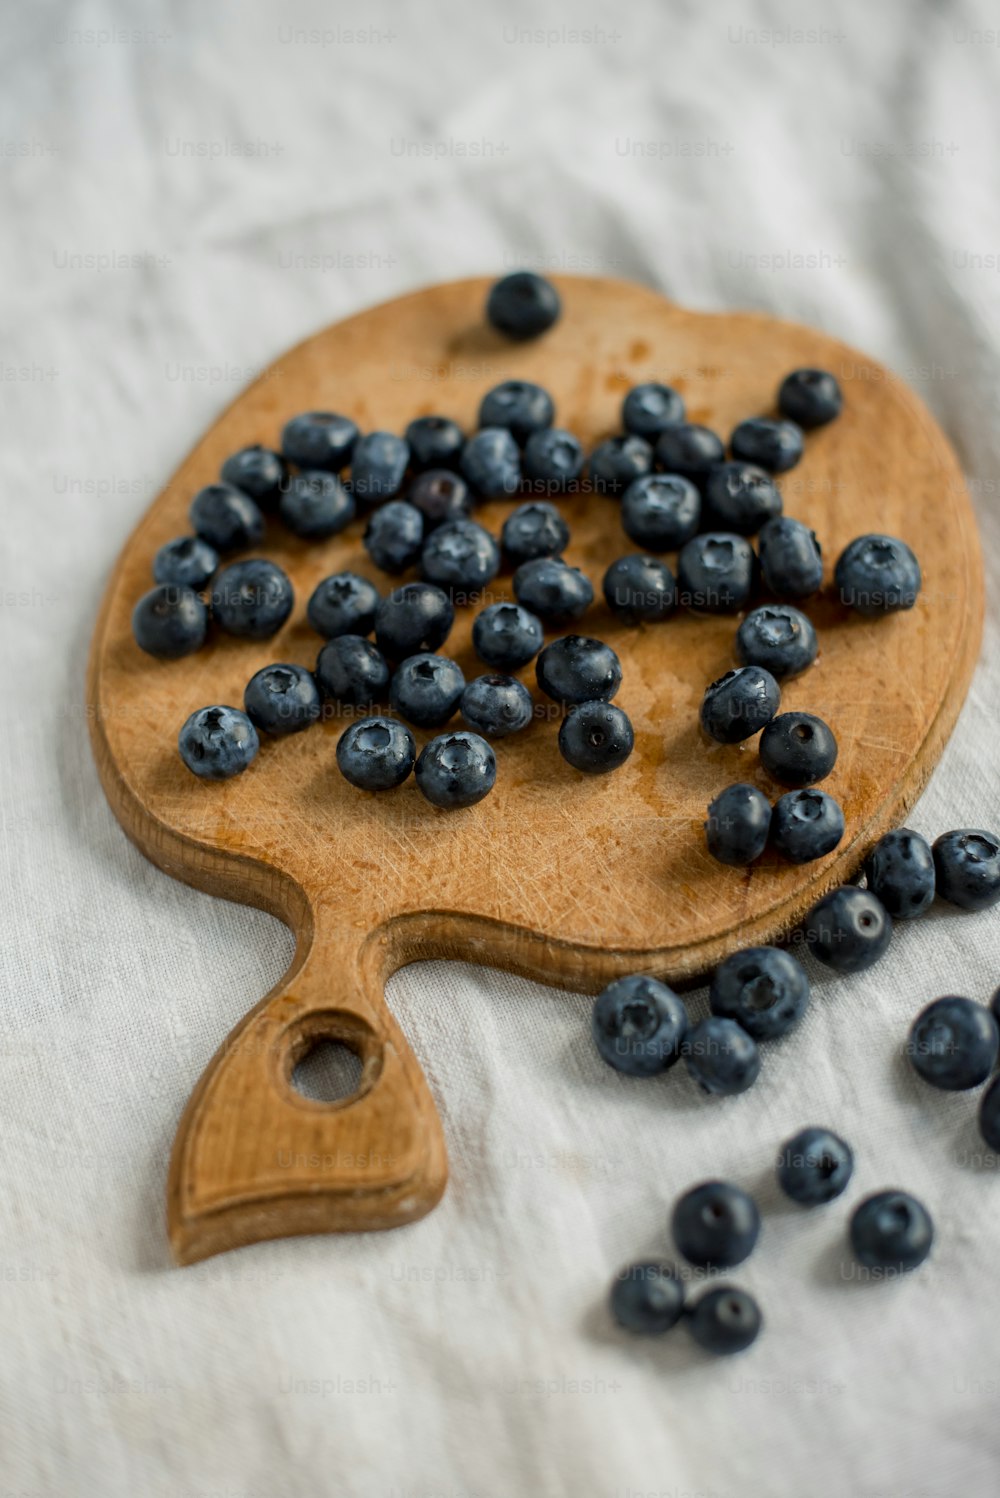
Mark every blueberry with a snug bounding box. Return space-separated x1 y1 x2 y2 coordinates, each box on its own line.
621 382 685 440
710 946 809 1040
757 517 824 599
591 974 688 1076
558 702 634 774
771 789 845 864
501 502 569 567
849 1190 933 1274
621 474 701 551
472 602 544 670
405 415 464 471
908 995 999 1091
486 270 561 340
211 559 294 640
654 423 725 489
478 380 554 445
281 410 358 472
777 1126 853 1205
350 431 409 504
609 1263 685 1335
336 716 415 792
603 554 676 624
536 635 622 706
133 584 208 659
835 533 922 615
220 444 288 507
933 829 1000 911
705 784 772 866
682 1017 760 1095
389 653 465 729
280 471 355 539
243 663 321 736
730 417 804 473
671 1181 760 1268
686 1286 762 1355
778 368 843 429
736 605 818 679
461 674 534 738
364 500 425 574
460 427 522 499
513 557 594 627
864 828 936 919
703 463 782 535
522 428 584 491
408 469 472 529
178 705 259 780
190 483 265 553
415 731 497 809
375 582 454 660
803 886 892 973
759 712 837 787
421 518 500 597
677 533 756 613
307 572 380 640
315 635 390 709
992 986 1000 1028
152 536 219 592
700 666 780 745
588 435 653 496
978 1073 1000 1151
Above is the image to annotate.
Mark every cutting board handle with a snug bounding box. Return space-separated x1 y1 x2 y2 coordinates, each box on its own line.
167 899 447 1265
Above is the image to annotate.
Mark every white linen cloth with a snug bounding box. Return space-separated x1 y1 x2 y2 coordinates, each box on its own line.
2 0 999 1493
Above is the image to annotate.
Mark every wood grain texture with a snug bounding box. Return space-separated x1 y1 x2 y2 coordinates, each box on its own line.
85 276 984 1264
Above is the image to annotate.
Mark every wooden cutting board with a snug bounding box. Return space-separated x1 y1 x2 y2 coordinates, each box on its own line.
86 276 984 1265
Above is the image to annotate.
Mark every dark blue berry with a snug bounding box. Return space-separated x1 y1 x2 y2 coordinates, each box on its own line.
804 887 892 973
758 517 824 599
179 705 259 779
771 789 845 863
415 731 497 808
422 518 500 597
389 654 465 729
460 674 534 738
654 423 724 489
558 702 634 774
705 784 771 866
686 1286 762 1355
710 947 809 1040
244 663 321 736
736 604 817 679
211 559 294 640
835 533 921 615
610 1263 685 1335
908 996 999 1091
133 584 208 659
621 474 701 551
536 635 622 706
850 1190 933 1273
603 554 676 624
591 974 688 1076
280 471 355 539
677 533 756 613
777 1127 853 1205
478 380 554 445
375 582 454 660
513 557 593 626
307 572 380 640
622 382 685 440
190 483 264 553
778 368 842 429
486 271 561 340
336 716 415 791
683 1017 760 1095
671 1181 760 1268
522 428 584 491
364 501 425 574
759 712 837 786
281 411 358 472
405 415 464 471
501 502 569 567
864 828 936 918
460 427 521 499
408 469 471 529
700 666 780 745
152 536 218 592
933 829 1000 911
731 417 804 473
978 1073 1000 1151
472 602 543 671
350 432 409 504
703 463 782 535
220 445 288 507
315 635 390 708
589 435 652 496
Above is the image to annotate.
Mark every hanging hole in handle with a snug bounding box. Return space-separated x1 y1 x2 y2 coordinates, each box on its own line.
279 1010 384 1109
292 1040 364 1103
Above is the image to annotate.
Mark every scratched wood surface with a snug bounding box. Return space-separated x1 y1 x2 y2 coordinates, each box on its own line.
85 276 984 1264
